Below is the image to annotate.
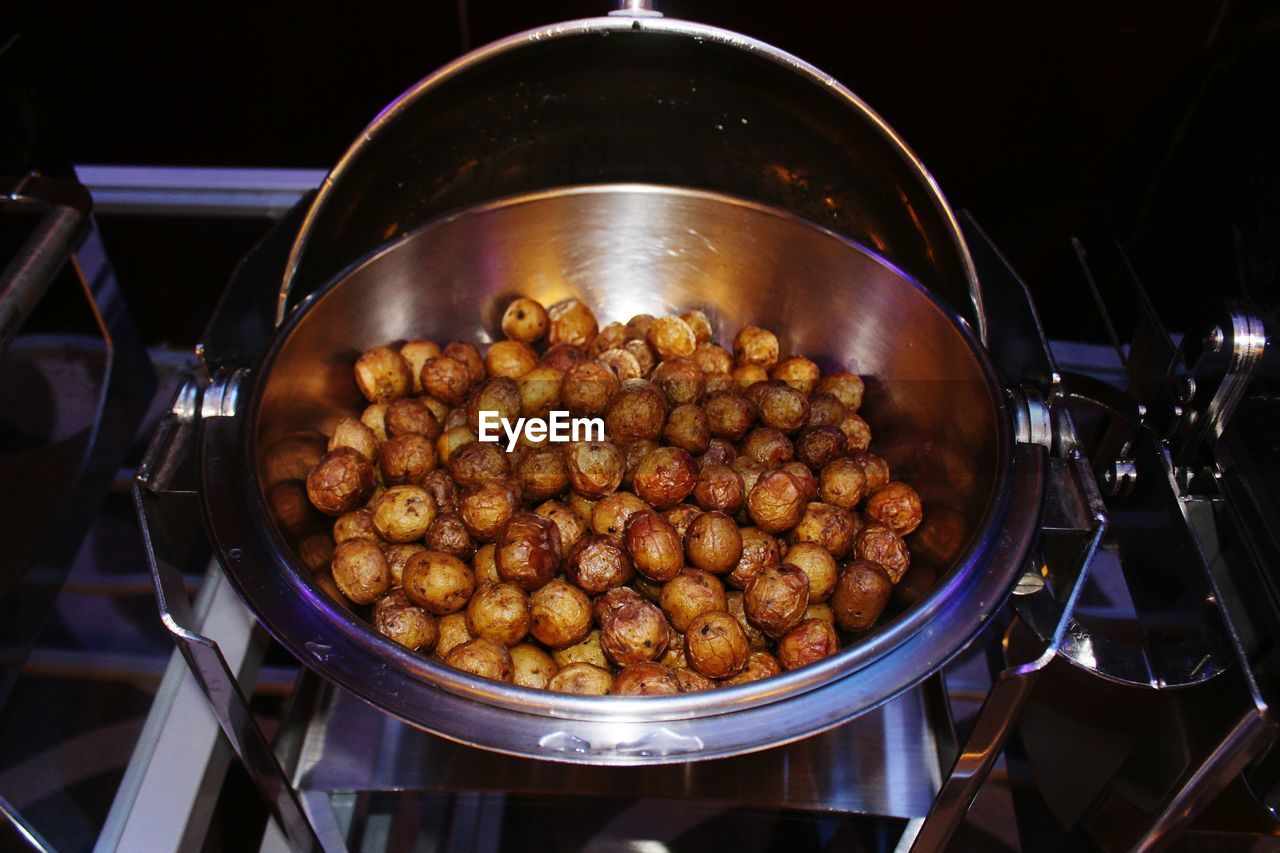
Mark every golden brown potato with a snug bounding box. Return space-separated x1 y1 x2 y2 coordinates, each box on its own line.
703 391 757 442
495 511 562 591
770 357 821 395
542 343 588 372
510 643 558 689
371 485 437 543
742 427 794 467
600 597 670 666
777 619 840 670
403 550 476 614
565 535 635 595
746 470 807 534
383 399 439 440
612 662 680 695
444 341 485 384
726 590 769 650
591 492 650 543
307 449 377 516
646 315 697 360
597 347 643 381
450 438 509 484
333 508 378 544
465 582 531 646
626 313 657 340
548 299 599 348
755 382 810 434
781 461 818 503
560 361 618 416
795 426 848 471
620 439 659 490
331 540 392 604
373 591 438 651
652 357 705 406
551 629 609 669
720 651 782 686
472 542 500 586
680 310 714 344
692 464 745 514
566 491 599 526
380 434 438 486
865 481 924 535
533 499 586 553
818 458 868 510
328 417 380 461
400 340 442 393
632 446 698 509
268 481 312 535
383 543 426 586
732 326 779 369
435 612 474 659
424 512 476 560
660 504 701 537
659 629 687 668
816 372 864 412
625 511 685 582
692 342 733 375
663 403 711 454
515 447 570 501
789 501 859 559
605 384 667 442
698 438 737 470
458 482 522 542
804 601 835 623
783 542 838 603
728 527 780 590
672 666 716 692
514 368 563 425
466 377 522 434
854 524 911 583
685 610 749 679
660 569 726 632
445 638 514 682
437 426 477 466
832 560 893 631
486 340 540 379
806 393 848 429
732 364 770 391
704 372 734 394
744 564 809 637
548 662 613 694
624 339 657 376
355 346 413 403
530 579 593 649
685 511 743 575
840 413 872 452
564 440 625 498
421 468 458 513
847 451 890 493
265 432 327 486
501 297 550 343
419 356 474 405
589 321 630 358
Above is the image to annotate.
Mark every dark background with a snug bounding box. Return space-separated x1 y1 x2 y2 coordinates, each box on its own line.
4 0 1278 343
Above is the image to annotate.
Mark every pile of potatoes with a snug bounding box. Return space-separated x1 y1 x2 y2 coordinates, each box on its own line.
277 295 929 695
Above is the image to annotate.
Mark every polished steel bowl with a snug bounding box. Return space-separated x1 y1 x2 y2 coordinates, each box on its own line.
199 184 1043 764
278 14 985 338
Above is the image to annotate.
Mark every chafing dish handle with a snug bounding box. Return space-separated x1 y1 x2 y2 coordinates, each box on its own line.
134 378 322 852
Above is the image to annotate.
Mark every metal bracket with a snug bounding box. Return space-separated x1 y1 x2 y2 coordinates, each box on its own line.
134 379 320 852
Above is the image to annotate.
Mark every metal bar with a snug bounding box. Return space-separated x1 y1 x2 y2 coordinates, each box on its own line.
0 203 85 353
74 165 325 219
132 381 321 852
